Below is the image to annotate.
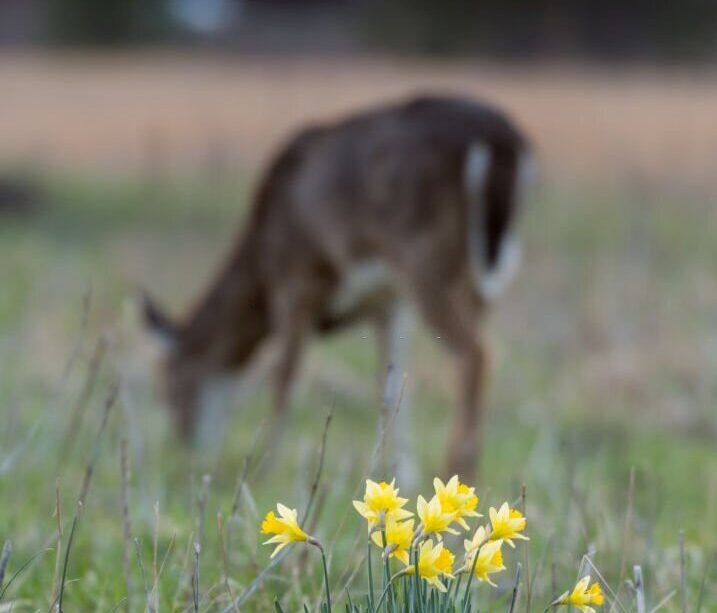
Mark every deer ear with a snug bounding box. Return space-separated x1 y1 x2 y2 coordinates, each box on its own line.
140 291 178 350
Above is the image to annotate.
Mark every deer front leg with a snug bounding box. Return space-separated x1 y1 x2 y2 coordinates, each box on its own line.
261 293 312 464
271 328 304 432
375 304 416 486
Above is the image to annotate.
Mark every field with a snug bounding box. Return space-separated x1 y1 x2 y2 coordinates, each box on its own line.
1 54 716 611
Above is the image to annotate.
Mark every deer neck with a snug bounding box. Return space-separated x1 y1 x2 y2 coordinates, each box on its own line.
178 232 270 371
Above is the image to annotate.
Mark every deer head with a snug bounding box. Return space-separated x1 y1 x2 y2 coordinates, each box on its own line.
141 277 269 444
141 292 205 442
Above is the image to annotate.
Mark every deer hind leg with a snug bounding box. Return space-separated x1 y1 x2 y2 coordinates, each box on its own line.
375 304 417 486
447 334 487 482
411 280 487 482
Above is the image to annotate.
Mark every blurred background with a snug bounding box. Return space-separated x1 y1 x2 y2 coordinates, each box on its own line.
1 1 717 610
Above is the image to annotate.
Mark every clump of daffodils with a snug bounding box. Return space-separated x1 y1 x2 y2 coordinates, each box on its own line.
261 476 604 612
350 475 527 599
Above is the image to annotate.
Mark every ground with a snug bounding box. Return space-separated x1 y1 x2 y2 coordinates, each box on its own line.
0 54 716 611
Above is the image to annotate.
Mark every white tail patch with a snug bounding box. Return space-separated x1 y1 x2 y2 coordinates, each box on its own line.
465 145 533 302
478 233 522 301
464 143 492 194
464 143 493 300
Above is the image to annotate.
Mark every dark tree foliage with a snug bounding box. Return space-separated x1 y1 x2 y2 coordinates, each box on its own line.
361 0 717 61
47 0 171 45
40 0 717 59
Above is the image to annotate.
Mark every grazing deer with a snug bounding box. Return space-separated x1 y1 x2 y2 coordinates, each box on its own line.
143 94 533 480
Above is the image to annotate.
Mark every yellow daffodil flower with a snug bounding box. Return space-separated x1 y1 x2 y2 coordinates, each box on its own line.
464 524 490 553
488 502 529 548
406 540 455 592
462 527 505 586
557 576 605 613
417 495 459 538
353 479 413 527
370 516 414 565
260 503 309 558
433 475 480 530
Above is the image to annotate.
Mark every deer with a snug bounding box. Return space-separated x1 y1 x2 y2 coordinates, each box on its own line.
142 94 533 481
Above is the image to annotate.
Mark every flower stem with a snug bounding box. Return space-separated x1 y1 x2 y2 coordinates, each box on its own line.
451 573 464 611
413 545 425 613
375 569 407 611
410 526 426 549
367 542 375 610
461 533 490 613
380 529 395 608
309 539 331 613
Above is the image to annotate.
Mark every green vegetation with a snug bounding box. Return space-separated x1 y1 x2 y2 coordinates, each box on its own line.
0 171 715 610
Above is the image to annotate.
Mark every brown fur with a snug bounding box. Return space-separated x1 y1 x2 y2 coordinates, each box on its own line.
144 94 531 480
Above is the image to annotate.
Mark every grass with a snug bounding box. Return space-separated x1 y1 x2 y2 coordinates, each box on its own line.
0 169 716 611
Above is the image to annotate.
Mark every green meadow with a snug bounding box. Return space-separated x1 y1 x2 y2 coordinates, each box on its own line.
0 170 715 611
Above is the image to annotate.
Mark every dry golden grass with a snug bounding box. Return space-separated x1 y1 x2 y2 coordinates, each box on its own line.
2 52 717 188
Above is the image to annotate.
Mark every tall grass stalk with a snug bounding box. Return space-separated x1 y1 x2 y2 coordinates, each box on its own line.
50 479 63 609
134 538 152 612
119 438 132 611
0 541 12 594
631 566 646 613
217 513 240 613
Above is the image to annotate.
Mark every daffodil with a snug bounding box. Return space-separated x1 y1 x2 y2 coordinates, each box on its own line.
370 516 414 565
417 495 459 538
488 502 529 548
353 479 412 528
433 475 480 530
260 503 309 558
406 540 455 592
463 526 505 586
557 576 604 613
464 524 490 553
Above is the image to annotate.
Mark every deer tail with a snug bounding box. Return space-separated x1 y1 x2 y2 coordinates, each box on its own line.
464 143 533 302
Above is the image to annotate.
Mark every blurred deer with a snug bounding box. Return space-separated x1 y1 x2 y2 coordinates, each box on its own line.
143 95 533 480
